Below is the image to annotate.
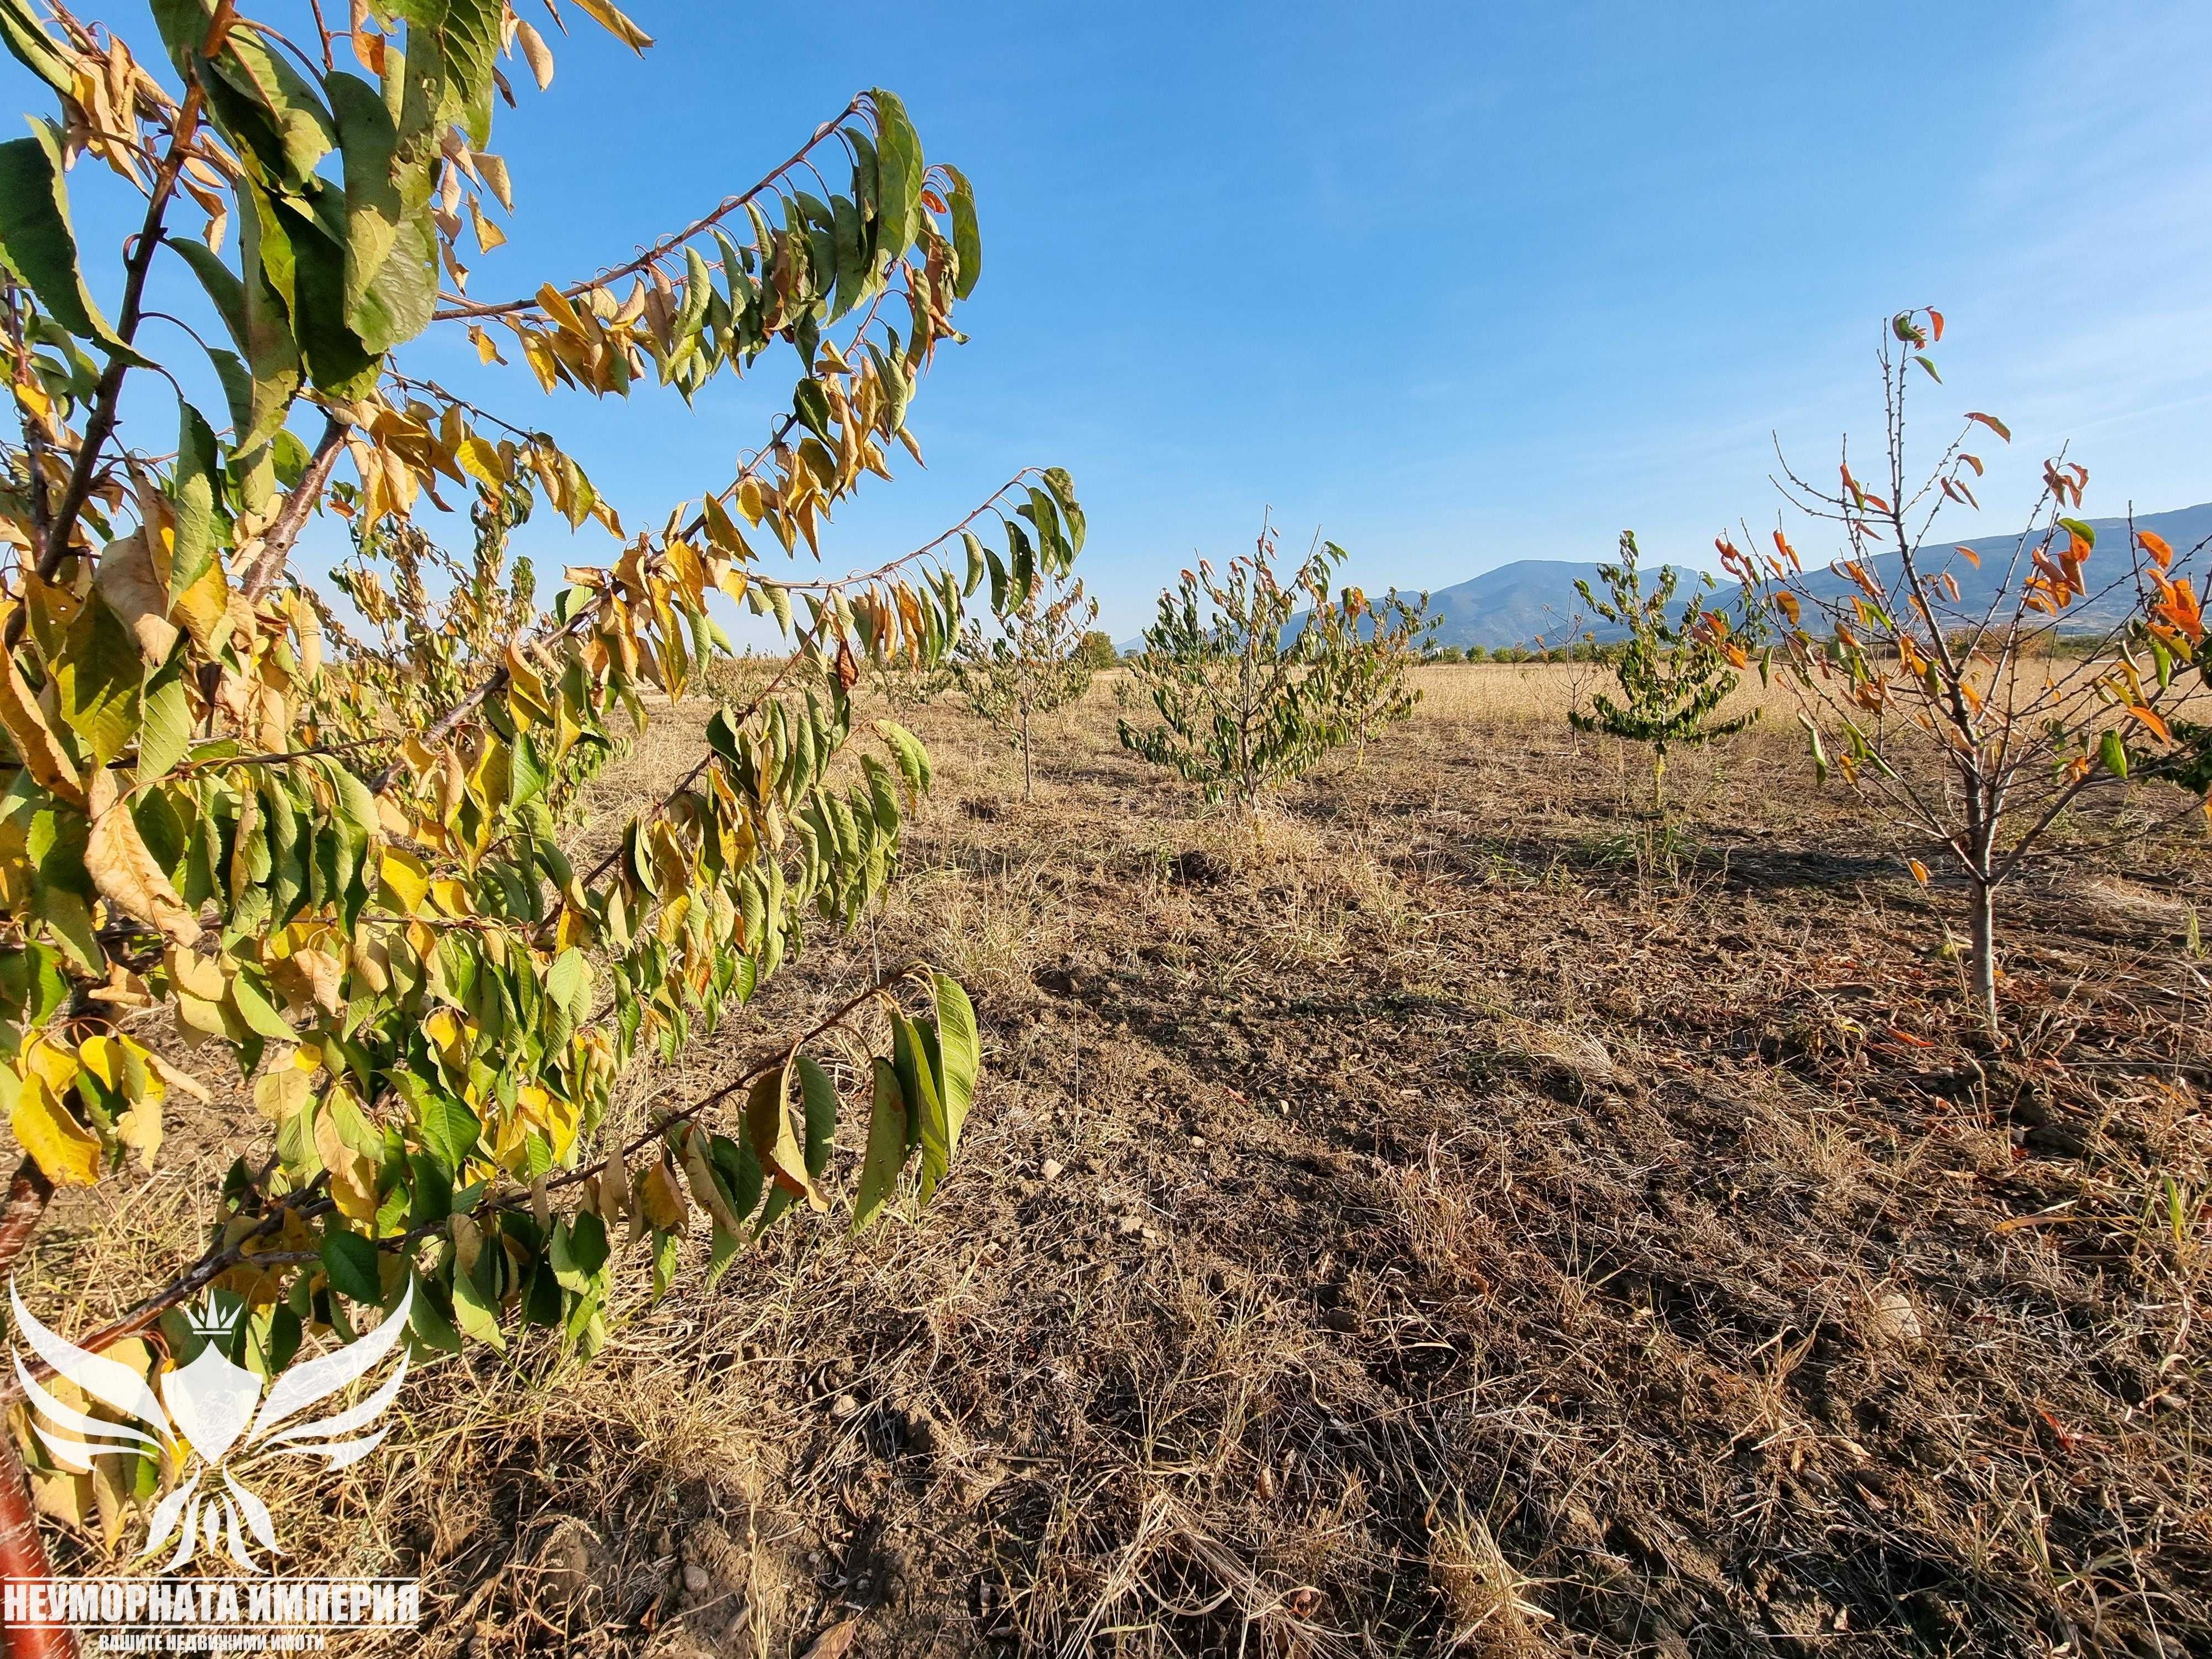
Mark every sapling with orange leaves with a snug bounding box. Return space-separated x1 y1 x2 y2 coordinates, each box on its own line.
1736 308 2210 1038
0 0 1084 1623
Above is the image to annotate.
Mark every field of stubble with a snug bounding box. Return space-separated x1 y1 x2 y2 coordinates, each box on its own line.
21 662 2212 1658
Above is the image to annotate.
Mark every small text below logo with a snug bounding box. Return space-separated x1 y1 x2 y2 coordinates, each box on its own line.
1 1577 420 1631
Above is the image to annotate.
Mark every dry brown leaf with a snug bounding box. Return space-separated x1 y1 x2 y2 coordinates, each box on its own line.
86 769 199 945
514 17 554 87
93 528 180 663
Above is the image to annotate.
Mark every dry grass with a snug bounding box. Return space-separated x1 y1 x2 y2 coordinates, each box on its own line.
13 667 2212 1656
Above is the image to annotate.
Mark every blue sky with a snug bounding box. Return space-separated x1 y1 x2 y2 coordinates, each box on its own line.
19 1 2212 637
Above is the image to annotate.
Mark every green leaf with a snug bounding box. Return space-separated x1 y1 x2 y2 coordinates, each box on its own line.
0 0 73 93
874 718 931 802
943 163 981 300
169 239 300 452
650 1227 679 1298
226 968 294 1041
522 1255 562 1326
961 530 987 598
320 1229 382 1304
851 1056 907 1233
202 23 337 185
551 1211 608 1292
1041 468 1086 555
546 947 589 1027
891 1009 948 1203
2099 727 2128 780
137 648 192 786
792 375 831 440
2057 518 2096 551
793 1053 838 1178
55 591 141 766
259 185 378 396
0 122 144 362
405 1270 462 1353
930 973 978 1154
325 69 414 351
449 1258 505 1349
870 88 924 260
703 1223 743 1288
169 398 223 598
414 1091 481 1174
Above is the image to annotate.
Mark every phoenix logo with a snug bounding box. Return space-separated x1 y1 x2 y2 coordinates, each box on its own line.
9 1282 413 1572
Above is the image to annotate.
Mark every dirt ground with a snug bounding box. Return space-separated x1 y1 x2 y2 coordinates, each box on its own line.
18 663 2212 1657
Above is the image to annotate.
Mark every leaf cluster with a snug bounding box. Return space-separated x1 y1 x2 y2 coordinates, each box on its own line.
1118 522 1429 806
0 0 1086 1449
1568 529 1760 779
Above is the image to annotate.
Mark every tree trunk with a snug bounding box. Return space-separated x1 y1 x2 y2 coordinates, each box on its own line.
0 1429 72 1659
0 1160 73 1658
1969 876 1999 1039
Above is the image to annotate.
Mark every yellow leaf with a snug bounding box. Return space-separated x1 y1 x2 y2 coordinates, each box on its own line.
533 283 585 336
379 846 430 914
253 1065 311 1123
467 196 506 254
450 1210 483 1276
679 1127 740 1232
85 770 200 946
314 1105 379 1223
12 1072 101 1185
477 153 513 212
456 435 507 487
572 0 653 49
0 617 84 804
143 1052 211 1102
164 945 225 1001
638 1159 687 1231
597 1149 632 1230
115 1092 161 1173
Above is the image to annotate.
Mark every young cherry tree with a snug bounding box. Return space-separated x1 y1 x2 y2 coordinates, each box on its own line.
1300 572 1432 766
0 0 1084 1624
951 566 1098 798
1737 307 2209 1037
1569 530 1760 807
1119 518 1427 808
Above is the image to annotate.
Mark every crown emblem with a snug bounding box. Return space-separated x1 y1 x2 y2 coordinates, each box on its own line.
180 1298 245 1340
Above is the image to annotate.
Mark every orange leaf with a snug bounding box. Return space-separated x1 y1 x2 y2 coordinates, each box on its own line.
1964 411 2011 442
1928 308 1944 342
1954 546 1980 568
2122 704 2173 743
2139 530 2174 569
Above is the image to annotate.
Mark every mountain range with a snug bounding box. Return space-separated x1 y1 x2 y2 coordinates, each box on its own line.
1405 501 2212 649
1118 502 2212 653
